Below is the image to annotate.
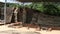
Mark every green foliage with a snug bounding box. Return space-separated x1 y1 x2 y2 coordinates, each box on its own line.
43 2 60 16
25 2 60 16
0 3 21 8
1 2 60 16
6 3 21 8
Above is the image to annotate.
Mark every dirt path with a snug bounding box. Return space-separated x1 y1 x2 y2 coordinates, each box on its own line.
0 25 60 34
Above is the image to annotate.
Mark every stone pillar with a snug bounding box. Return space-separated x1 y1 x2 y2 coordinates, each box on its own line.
22 7 26 23
14 8 18 23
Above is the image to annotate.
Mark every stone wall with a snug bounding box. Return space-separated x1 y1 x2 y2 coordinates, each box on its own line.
1 7 60 27
18 7 60 27
0 7 13 23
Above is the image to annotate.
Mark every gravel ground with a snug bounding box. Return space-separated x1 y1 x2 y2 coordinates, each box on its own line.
0 30 40 34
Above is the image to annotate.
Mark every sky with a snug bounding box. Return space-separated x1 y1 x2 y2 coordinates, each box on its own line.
0 0 32 5
0 0 19 3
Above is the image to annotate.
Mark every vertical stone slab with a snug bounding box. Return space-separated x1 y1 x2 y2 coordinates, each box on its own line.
6 7 13 23
17 8 23 22
25 8 33 24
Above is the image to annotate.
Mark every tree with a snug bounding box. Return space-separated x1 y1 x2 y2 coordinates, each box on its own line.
25 2 60 16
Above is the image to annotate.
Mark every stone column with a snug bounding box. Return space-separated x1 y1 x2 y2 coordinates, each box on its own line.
14 7 18 23
23 7 26 23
